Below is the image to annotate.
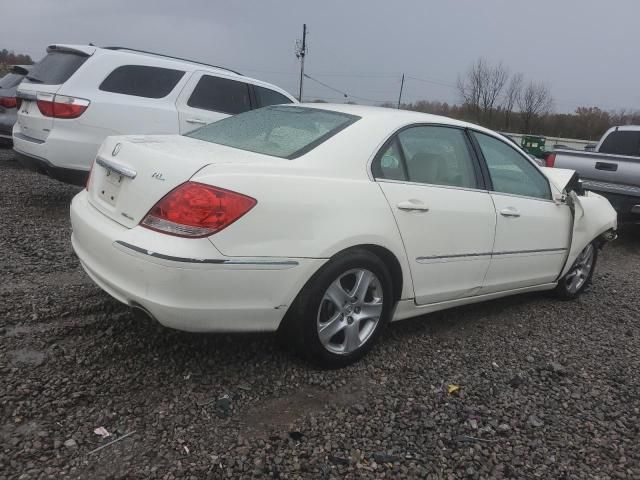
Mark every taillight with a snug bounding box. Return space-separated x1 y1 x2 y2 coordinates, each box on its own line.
0 96 17 109
140 182 257 238
545 153 556 168
36 92 89 119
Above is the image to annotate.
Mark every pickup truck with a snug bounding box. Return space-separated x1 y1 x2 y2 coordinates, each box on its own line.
547 125 640 221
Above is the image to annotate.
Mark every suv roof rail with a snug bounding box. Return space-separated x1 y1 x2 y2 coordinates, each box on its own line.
102 46 243 76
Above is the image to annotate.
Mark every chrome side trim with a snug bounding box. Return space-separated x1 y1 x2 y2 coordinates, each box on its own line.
96 156 137 179
417 247 567 262
493 247 567 256
417 252 492 261
115 241 299 266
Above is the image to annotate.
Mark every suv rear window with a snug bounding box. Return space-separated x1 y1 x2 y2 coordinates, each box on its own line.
187 75 251 114
187 105 359 159
599 131 640 157
100 65 185 99
254 85 293 107
24 51 87 85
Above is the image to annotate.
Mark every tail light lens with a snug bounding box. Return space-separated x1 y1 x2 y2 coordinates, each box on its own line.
36 92 90 119
0 96 17 109
141 182 257 238
545 152 556 168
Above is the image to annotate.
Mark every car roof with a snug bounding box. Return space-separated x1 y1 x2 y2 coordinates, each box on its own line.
45 44 296 101
295 103 496 134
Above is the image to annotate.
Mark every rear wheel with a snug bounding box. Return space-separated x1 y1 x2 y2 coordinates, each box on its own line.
555 241 597 299
282 249 394 368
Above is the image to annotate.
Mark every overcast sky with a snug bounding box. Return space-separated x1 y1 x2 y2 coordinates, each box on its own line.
4 0 639 112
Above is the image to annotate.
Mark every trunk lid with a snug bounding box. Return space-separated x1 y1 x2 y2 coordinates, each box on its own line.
87 135 280 228
15 82 59 142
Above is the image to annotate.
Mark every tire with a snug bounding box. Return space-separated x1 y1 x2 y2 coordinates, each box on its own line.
555 241 598 300
281 248 394 368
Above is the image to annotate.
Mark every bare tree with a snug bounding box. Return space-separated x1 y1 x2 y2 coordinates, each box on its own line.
457 58 485 121
480 61 508 125
502 73 523 131
518 81 553 133
457 58 508 125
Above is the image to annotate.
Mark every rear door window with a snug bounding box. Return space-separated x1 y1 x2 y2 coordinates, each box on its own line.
254 85 293 108
187 75 251 114
23 51 88 85
398 126 479 189
599 131 640 156
99 65 185 99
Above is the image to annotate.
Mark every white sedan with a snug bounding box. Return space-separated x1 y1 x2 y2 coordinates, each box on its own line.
70 104 617 368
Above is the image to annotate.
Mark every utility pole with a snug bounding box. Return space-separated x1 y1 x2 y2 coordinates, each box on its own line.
397 73 405 109
295 24 308 102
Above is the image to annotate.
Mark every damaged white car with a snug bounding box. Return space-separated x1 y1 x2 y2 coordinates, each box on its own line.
70 105 617 368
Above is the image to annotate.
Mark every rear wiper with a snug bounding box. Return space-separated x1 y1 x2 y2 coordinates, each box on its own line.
25 75 43 83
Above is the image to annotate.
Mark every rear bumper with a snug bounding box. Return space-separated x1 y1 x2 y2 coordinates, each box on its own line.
70 190 325 332
12 120 103 172
13 148 88 185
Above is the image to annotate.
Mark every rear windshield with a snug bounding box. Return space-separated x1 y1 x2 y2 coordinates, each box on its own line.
23 51 88 85
0 73 24 89
186 106 360 159
599 130 640 157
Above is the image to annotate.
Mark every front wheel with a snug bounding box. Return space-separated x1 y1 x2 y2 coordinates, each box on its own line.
281 249 394 368
555 241 598 299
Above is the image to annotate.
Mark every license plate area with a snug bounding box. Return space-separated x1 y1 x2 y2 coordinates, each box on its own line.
98 168 124 206
19 100 32 115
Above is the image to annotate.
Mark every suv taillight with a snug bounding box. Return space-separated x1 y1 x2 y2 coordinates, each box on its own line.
140 182 257 238
0 96 17 109
545 152 556 168
36 92 90 119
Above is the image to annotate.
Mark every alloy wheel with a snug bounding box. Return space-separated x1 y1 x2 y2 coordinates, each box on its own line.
316 268 384 355
564 243 595 294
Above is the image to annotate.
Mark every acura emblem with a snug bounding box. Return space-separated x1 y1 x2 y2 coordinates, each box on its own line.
112 143 122 156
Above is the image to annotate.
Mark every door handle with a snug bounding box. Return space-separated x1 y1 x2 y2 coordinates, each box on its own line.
500 207 520 218
186 118 207 125
397 200 430 212
595 161 618 171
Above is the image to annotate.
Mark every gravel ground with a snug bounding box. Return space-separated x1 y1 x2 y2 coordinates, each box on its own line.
1 146 639 480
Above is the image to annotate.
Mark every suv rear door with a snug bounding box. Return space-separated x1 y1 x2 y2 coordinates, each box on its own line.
176 72 253 133
16 46 92 142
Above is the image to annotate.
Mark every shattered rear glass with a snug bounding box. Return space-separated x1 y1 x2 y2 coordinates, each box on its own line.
186 105 360 159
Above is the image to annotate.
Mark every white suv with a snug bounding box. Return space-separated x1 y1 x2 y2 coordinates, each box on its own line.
13 45 296 184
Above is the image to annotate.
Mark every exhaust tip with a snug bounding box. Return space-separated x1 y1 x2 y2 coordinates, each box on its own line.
130 303 155 322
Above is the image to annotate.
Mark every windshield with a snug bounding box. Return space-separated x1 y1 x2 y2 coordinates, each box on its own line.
186 106 360 159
